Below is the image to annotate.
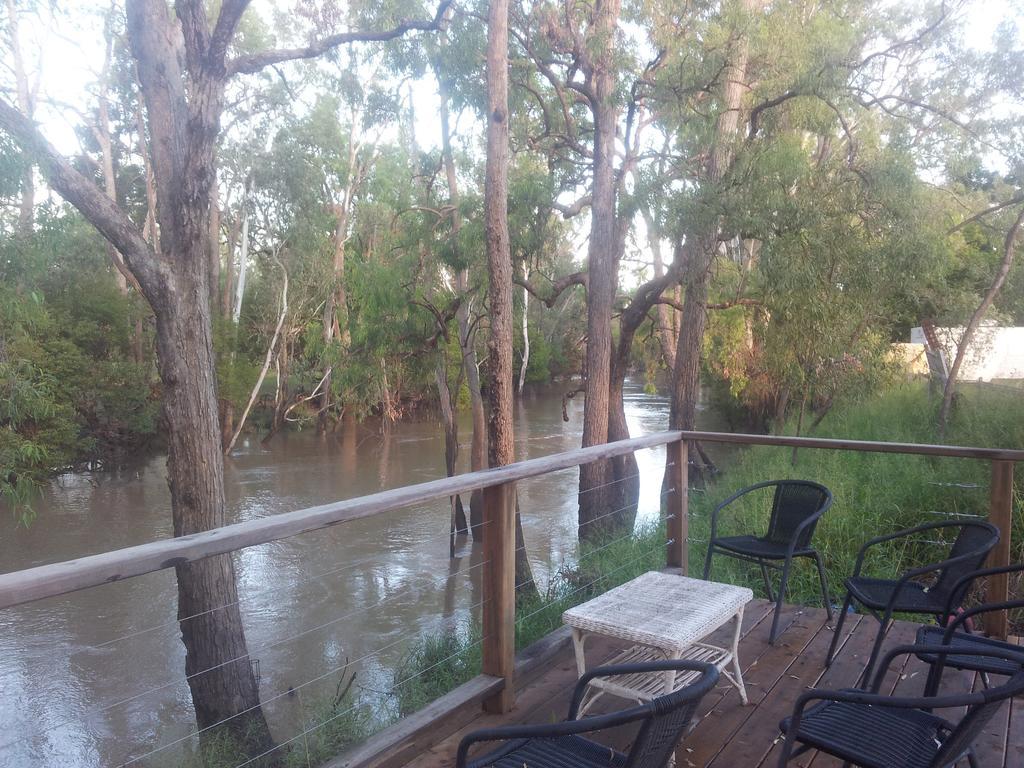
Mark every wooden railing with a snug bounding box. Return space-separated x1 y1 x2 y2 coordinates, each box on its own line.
0 430 1021 764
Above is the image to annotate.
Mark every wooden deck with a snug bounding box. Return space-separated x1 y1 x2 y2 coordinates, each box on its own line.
399 599 1023 768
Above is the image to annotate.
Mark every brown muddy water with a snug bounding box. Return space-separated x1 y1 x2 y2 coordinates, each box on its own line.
0 382 731 767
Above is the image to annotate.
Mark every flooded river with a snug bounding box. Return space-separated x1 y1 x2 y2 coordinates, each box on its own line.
0 383 730 767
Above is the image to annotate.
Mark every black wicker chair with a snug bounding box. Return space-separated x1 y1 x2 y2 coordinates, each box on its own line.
777 643 1024 768
702 480 833 644
455 660 719 768
914 563 1024 696
824 520 999 685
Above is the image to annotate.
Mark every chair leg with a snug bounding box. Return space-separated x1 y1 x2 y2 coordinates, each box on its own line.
769 558 791 645
859 615 893 687
812 552 833 620
702 543 715 580
825 592 852 667
759 561 777 603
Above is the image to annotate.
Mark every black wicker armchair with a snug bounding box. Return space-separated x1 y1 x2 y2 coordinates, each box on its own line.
702 480 833 644
915 563 1024 696
824 520 999 684
455 660 719 768
777 643 1024 768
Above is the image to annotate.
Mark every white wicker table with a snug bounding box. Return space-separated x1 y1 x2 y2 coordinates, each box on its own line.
562 571 753 715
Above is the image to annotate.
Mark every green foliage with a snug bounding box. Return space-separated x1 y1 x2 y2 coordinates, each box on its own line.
0 212 157 521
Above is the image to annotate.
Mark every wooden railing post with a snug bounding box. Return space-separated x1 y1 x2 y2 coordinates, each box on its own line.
986 460 1014 639
666 440 688 574
481 481 516 712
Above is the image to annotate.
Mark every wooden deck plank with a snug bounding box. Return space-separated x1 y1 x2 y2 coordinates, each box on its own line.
682 604 824 766
385 606 1018 768
756 612 868 768
704 610 836 767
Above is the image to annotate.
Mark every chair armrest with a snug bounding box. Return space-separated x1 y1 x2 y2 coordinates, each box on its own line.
568 659 718 719
870 643 1024 694
851 520 988 579
941 562 1024 621
878 545 1005 626
944 598 1024 640
456 702 651 768
709 481 781 542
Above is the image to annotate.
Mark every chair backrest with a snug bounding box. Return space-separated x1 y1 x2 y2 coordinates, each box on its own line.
930 521 1000 603
764 481 832 549
624 664 719 768
929 666 1024 767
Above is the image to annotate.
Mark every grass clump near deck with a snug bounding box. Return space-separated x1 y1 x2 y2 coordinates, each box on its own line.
393 520 668 717
690 382 1024 610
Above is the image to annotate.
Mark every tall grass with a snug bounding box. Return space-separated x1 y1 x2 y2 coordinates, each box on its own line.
691 382 1024 608
392 522 668 717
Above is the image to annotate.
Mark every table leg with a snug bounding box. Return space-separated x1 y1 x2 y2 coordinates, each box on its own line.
571 628 587 678
730 605 748 705
571 628 604 717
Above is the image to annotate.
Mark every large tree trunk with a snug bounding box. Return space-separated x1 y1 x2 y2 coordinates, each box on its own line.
485 0 537 598
577 0 623 543
128 0 272 751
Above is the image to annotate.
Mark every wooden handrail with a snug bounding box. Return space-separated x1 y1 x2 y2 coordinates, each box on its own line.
0 432 680 610
679 430 1024 461
0 428 1019 612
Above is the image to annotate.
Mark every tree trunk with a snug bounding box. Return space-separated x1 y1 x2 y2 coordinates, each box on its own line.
578 0 623 543
666 0 755 499
209 174 222 314
645 211 677 371
435 355 469 540
938 206 1024 435
519 267 530 392
5 0 33 236
128 0 272 751
438 66 488 538
226 254 288 454
319 128 361 434
485 0 537 598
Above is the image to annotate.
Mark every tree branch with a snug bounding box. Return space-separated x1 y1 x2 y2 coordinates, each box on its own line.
515 270 586 307
0 98 166 298
948 194 1024 235
226 0 455 76
552 194 591 218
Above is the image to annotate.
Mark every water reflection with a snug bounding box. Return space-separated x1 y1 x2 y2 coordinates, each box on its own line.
0 382 730 766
